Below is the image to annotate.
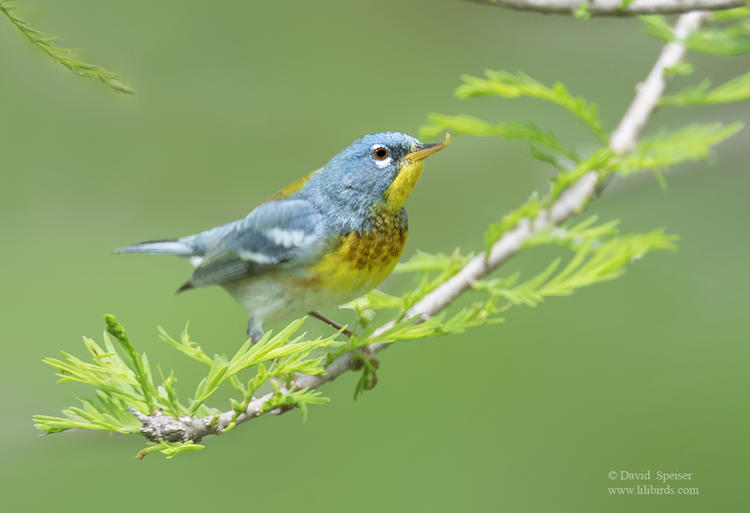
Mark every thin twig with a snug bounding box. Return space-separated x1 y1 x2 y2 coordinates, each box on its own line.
466 0 742 16
308 311 353 337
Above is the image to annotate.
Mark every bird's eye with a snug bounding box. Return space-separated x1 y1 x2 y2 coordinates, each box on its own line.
372 146 389 161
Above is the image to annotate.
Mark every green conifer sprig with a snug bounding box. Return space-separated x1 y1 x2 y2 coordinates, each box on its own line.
616 123 743 174
662 72 750 105
453 70 607 141
641 11 750 55
421 114 580 163
422 65 741 256
0 1 133 93
34 316 339 457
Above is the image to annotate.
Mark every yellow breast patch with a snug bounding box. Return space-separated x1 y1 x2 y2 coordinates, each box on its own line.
312 223 407 292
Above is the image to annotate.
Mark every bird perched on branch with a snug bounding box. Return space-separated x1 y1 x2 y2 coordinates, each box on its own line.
115 132 448 341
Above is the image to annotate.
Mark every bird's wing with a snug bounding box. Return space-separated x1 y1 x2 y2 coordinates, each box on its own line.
182 198 325 290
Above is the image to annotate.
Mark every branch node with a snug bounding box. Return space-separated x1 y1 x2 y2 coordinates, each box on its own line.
128 407 208 443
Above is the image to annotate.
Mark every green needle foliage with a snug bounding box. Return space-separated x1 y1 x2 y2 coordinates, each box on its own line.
35 316 338 458
0 0 133 93
640 15 678 42
34 9 749 459
421 53 743 254
136 440 205 460
478 229 677 307
662 72 750 106
688 17 750 56
641 10 750 56
453 70 606 141
422 114 580 166
664 61 696 77
617 123 743 174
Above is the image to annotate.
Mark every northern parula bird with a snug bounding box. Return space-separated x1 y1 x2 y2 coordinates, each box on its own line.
115 132 447 341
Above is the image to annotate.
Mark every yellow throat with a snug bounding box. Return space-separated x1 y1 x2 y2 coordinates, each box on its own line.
383 134 450 212
384 159 425 212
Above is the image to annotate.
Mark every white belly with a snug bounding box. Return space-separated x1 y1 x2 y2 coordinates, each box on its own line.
221 267 367 332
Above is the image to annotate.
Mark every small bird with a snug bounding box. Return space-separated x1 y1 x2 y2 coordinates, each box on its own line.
115 132 447 341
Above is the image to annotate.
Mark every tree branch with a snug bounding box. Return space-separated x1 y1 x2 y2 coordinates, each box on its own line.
130 12 710 444
466 0 743 16
610 12 710 152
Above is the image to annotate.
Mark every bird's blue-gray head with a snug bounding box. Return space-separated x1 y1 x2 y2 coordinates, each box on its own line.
303 132 447 222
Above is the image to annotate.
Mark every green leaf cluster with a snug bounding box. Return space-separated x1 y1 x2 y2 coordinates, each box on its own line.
477 228 676 307
421 114 580 163
642 11 750 56
640 15 676 42
422 59 742 257
525 216 620 251
35 315 339 458
136 440 205 460
574 2 591 20
663 73 750 106
661 9 750 106
616 123 743 175
688 17 750 56
450 70 606 140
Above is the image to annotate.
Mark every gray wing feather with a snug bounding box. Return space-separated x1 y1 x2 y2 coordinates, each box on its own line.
181 219 242 256
185 199 324 289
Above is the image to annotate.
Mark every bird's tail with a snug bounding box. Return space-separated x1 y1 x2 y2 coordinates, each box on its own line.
113 239 195 256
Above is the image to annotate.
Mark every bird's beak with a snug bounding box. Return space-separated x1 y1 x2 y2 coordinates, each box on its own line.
401 133 450 162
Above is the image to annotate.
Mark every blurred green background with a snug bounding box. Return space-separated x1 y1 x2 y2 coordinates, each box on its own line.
1 1 748 511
